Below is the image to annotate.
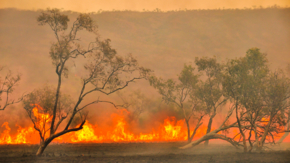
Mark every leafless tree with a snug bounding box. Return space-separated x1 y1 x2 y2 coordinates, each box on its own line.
0 67 23 111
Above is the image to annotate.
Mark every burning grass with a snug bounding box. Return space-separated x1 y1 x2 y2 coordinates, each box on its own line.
1 105 289 145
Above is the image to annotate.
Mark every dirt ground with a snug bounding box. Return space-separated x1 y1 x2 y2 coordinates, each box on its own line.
0 142 290 163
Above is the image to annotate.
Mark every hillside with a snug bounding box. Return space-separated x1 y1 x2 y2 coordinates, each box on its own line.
1 8 290 77
0 8 289 122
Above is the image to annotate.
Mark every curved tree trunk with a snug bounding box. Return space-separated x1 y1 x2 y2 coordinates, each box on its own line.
36 137 54 156
36 142 49 156
35 120 86 156
180 132 242 149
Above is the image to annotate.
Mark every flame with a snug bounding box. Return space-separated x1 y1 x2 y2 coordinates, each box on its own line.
0 122 35 144
32 104 52 130
71 122 101 142
0 106 289 144
68 115 187 143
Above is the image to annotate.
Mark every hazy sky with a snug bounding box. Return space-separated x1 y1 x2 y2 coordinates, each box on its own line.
0 0 289 12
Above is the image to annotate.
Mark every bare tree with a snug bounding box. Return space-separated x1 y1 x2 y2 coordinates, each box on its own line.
0 67 23 111
29 8 150 156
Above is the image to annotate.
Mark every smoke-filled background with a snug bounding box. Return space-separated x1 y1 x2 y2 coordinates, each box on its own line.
1 0 290 12
0 0 290 140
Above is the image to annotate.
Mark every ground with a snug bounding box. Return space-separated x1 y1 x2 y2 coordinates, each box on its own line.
0 142 290 163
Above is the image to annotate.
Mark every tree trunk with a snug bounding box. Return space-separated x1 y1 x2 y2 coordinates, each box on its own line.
181 133 212 149
185 119 191 143
242 137 247 152
235 104 247 152
277 121 290 144
36 141 50 156
256 116 273 151
204 116 213 146
35 135 57 156
180 132 242 149
277 132 289 144
248 129 253 152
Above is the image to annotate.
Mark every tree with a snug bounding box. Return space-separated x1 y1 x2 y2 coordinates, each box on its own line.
194 56 226 145
256 71 290 150
149 64 205 142
277 64 290 143
29 8 150 156
0 66 23 111
222 48 269 152
221 48 290 152
180 105 244 149
180 48 281 151
23 85 74 144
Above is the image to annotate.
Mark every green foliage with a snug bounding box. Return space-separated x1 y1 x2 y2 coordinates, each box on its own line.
194 56 224 114
223 48 269 108
37 8 69 31
149 64 199 106
23 85 74 141
264 71 290 126
178 64 198 88
23 85 73 116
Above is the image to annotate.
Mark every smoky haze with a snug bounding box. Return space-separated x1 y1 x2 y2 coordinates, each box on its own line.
0 0 290 12
0 7 290 137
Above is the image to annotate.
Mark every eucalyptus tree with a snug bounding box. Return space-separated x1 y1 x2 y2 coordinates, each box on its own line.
149 64 204 142
194 56 226 145
222 48 269 152
181 48 290 151
181 48 266 150
221 48 290 152
29 8 150 156
256 71 290 150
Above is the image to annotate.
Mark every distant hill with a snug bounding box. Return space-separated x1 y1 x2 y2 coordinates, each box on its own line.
0 7 289 97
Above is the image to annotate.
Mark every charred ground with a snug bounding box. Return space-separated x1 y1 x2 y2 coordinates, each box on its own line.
1 142 290 163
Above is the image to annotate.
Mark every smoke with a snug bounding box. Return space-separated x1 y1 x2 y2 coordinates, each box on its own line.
0 0 289 12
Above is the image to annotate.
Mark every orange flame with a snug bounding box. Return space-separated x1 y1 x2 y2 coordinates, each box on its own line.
68 115 187 143
0 122 35 144
0 107 289 144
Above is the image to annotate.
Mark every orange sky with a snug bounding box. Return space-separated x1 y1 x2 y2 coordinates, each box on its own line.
0 0 289 12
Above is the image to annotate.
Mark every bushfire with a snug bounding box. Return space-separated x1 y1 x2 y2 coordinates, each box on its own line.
0 106 289 144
